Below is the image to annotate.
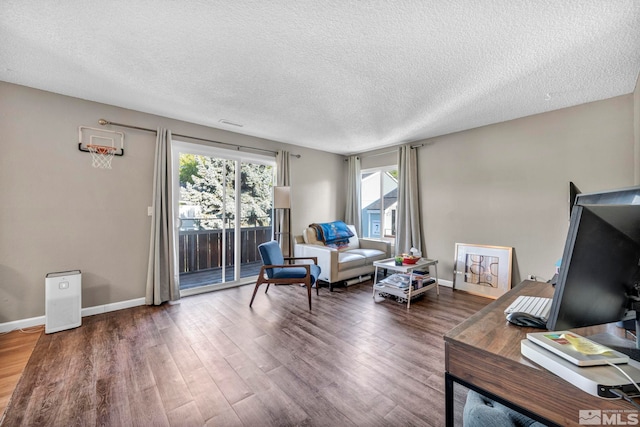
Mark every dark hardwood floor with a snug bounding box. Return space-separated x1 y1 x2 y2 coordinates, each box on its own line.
1 281 490 426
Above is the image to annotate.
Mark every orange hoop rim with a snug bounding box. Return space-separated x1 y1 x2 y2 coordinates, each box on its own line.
87 144 117 155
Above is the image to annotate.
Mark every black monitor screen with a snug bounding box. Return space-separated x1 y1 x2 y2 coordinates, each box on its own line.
546 202 640 331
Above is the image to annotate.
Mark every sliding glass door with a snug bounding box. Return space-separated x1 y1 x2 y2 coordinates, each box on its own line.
172 141 275 295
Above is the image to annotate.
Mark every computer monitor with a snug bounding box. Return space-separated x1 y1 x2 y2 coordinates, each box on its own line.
546 186 640 353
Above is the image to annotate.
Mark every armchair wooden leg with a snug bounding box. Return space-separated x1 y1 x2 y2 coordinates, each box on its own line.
249 279 263 307
307 280 312 310
265 283 270 294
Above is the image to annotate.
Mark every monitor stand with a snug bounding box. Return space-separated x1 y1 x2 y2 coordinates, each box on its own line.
521 339 640 399
588 310 640 363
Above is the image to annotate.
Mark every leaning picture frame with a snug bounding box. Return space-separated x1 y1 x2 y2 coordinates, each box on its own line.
453 243 513 299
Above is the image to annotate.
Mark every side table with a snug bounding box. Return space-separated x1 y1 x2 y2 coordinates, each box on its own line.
372 258 439 308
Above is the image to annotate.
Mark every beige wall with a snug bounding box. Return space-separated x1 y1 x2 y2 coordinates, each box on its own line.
0 82 346 323
363 95 635 284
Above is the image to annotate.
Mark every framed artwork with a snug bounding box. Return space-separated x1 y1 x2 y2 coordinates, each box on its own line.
453 243 513 299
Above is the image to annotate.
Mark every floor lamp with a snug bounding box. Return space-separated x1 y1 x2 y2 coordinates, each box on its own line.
273 186 292 257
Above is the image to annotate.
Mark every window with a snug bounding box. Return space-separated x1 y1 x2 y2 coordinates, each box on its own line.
360 166 398 242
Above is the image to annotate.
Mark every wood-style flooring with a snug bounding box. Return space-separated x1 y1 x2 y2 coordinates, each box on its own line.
0 281 490 426
0 326 42 417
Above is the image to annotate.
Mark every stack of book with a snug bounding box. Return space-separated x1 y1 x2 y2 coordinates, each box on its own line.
378 273 435 292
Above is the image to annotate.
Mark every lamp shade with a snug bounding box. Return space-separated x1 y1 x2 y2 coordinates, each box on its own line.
273 186 291 209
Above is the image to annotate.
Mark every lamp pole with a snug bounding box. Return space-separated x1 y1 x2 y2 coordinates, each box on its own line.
273 186 292 257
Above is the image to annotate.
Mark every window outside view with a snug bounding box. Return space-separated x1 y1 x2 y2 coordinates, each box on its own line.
178 153 274 290
361 168 398 242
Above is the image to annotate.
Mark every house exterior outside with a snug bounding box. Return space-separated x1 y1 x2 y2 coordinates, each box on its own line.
361 170 398 241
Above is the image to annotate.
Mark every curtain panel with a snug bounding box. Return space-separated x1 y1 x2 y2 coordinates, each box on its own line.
146 128 179 305
344 155 362 235
395 145 423 255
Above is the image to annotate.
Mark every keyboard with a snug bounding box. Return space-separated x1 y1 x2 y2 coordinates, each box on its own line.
505 296 552 321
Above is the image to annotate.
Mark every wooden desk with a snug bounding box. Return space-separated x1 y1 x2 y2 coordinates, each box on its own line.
444 280 634 426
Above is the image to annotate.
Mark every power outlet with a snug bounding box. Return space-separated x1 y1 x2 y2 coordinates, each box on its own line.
148 206 153 216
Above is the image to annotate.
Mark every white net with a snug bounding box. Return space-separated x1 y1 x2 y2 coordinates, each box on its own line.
87 144 116 169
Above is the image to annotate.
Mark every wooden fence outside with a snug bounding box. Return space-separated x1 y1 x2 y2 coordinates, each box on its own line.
178 226 272 273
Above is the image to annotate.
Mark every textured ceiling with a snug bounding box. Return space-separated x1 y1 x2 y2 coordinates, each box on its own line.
1 1 639 155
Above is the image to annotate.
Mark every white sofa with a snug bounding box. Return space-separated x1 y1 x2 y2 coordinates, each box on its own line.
294 224 391 290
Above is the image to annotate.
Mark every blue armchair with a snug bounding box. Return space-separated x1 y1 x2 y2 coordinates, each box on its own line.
250 240 321 309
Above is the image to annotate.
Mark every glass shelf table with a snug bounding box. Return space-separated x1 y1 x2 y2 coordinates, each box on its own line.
372 258 439 308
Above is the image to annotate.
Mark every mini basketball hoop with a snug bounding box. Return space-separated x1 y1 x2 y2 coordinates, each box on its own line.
78 126 124 169
87 144 117 169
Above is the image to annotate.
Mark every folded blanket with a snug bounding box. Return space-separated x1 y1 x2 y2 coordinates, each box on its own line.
309 221 354 249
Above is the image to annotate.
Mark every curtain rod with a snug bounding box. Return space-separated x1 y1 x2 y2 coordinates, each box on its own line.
97 119 301 158
350 143 425 160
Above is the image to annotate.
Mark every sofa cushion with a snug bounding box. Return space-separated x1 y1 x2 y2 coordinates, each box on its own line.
272 265 321 285
338 252 366 271
341 224 360 251
347 248 387 263
302 227 322 245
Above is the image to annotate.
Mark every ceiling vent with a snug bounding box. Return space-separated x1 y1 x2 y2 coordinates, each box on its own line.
219 119 243 127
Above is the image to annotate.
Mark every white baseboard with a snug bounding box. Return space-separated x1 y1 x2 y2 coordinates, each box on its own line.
0 316 46 333
80 297 146 317
438 279 453 288
0 297 146 333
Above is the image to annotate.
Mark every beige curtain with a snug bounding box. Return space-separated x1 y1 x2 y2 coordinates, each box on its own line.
395 145 423 256
146 128 179 305
344 155 361 235
275 150 291 256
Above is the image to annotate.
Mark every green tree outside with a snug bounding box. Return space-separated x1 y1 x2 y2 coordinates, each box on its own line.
179 154 199 185
180 155 273 229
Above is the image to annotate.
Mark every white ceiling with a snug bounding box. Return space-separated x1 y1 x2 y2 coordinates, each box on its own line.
1 1 639 155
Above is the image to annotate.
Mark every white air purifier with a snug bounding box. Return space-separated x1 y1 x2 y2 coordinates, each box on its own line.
45 270 82 334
